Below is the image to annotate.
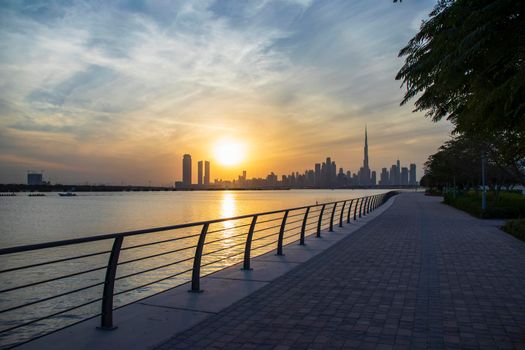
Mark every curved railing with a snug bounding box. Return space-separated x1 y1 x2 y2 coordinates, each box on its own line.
0 191 397 347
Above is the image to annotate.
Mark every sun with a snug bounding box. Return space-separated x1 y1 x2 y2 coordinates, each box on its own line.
213 139 246 166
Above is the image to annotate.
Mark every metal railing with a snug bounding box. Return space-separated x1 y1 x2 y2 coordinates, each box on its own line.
0 191 396 347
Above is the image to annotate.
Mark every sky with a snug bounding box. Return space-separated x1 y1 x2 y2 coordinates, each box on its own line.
0 0 452 186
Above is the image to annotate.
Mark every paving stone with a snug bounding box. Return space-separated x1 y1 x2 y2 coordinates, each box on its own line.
155 194 525 349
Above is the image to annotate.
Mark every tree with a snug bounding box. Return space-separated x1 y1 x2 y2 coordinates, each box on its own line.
396 0 525 184
423 134 519 193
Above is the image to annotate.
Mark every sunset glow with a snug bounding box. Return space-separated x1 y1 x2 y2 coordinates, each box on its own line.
0 1 453 185
213 139 246 167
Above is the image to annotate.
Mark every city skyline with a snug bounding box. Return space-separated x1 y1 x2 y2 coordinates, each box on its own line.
11 127 420 187
0 1 452 186
177 127 417 189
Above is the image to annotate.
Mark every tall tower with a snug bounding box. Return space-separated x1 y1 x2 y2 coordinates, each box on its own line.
409 163 416 186
363 125 369 170
197 160 203 185
182 154 192 188
204 161 210 185
396 158 401 185
361 126 371 185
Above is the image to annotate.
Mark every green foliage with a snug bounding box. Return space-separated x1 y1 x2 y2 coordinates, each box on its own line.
396 0 524 133
444 191 525 218
502 219 525 241
397 0 525 184
423 134 519 189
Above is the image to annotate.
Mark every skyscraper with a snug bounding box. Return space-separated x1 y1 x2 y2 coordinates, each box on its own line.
364 126 369 171
197 161 203 185
325 157 331 185
409 163 417 186
204 161 210 185
396 159 401 185
360 126 371 185
401 167 409 185
331 161 336 185
379 168 389 186
314 163 321 186
390 164 398 186
182 154 192 188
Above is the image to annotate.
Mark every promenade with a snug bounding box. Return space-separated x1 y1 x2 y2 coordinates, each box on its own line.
157 193 525 350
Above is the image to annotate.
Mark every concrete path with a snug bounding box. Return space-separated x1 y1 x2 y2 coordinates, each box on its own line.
156 193 525 350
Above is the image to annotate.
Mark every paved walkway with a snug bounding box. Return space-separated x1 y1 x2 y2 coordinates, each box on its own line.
157 193 525 350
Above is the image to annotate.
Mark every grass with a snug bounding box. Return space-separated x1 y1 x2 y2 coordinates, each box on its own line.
443 191 525 243
502 219 525 242
443 190 525 219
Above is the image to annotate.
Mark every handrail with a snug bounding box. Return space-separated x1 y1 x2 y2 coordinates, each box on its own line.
0 191 397 348
0 196 372 255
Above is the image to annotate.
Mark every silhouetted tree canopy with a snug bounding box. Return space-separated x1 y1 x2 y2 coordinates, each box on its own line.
423 135 519 190
396 0 524 184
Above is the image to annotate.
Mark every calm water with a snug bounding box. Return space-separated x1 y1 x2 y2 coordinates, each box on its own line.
0 189 387 247
0 189 387 348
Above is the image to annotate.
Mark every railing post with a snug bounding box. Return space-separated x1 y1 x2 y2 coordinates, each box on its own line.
347 199 354 223
353 198 359 220
99 236 124 330
276 210 289 255
329 203 337 232
364 196 370 214
367 196 372 213
316 204 325 237
339 201 346 227
300 207 310 245
359 197 364 218
189 223 209 293
242 215 258 270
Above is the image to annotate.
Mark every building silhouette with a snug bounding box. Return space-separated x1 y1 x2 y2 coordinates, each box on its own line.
27 171 44 185
389 164 396 186
409 163 417 186
396 159 401 185
182 154 192 188
176 126 418 190
314 163 321 186
359 126 371 185
204 161 210 185
379 168 389 185
401 167 409 185
197 161 203 185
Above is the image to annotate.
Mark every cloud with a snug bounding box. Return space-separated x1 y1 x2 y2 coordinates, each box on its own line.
0 0 443 184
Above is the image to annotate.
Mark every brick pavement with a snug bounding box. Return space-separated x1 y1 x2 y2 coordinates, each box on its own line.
156 193 525 350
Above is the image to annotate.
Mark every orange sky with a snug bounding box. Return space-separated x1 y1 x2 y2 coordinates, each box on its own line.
0 1 452 186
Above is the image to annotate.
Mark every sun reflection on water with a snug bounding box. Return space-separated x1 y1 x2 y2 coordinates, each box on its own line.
220 192 237 230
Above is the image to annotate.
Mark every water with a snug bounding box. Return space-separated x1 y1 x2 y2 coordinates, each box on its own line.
0 189 387 347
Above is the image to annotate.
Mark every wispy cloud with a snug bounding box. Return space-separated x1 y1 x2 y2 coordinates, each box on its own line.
0 0 445 185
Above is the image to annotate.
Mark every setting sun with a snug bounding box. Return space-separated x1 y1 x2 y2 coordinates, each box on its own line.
213 139 246 166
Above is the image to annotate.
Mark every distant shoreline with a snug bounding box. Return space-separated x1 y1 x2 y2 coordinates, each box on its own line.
0 184 417 192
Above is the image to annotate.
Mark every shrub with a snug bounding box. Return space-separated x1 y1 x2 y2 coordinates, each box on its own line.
444 191 525 219
502 220 525 241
